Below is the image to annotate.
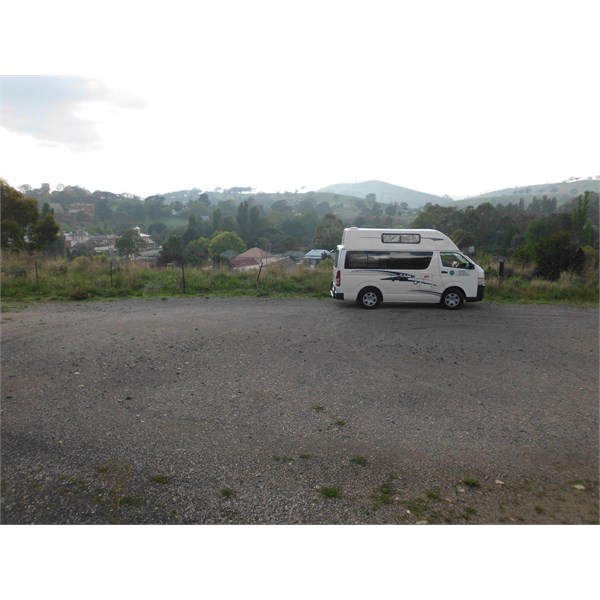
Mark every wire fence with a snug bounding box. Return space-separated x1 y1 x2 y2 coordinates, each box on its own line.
0 254 332 300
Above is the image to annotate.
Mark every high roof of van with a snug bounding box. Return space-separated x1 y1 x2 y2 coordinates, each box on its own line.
340 228 459 251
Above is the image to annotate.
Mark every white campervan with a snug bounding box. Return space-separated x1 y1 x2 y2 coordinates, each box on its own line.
330 228 485 309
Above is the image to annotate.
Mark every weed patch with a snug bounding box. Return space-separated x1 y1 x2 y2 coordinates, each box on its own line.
462 506 477 521
95 462 142 523
272 455 293 463
372 475 398 507
150 473 171 485
462 478 482 489
319 486 342 499
220 487 236 499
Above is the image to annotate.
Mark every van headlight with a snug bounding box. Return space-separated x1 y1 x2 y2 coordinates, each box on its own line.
478 275 485 285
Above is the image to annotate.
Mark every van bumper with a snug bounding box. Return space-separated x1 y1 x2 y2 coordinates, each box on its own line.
330 284 344 300
466 285 485 302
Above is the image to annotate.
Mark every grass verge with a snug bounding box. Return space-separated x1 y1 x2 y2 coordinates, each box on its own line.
1 255 597 306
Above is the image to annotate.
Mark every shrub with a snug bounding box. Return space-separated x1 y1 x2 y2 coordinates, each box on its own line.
71 256 92 272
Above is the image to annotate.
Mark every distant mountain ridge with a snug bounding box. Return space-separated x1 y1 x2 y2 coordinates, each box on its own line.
455 178 600 207
318 178 600 209
317 180 448 208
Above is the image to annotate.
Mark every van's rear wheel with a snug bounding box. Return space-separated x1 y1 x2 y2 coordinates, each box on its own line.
441 288 464 310
357 287 381 309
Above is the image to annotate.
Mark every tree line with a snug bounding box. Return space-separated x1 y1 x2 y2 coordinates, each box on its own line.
3 179 598 281
411 192 598 279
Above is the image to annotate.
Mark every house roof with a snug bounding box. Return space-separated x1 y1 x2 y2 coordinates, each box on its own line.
276 256 299 270
230 257 260 268
237 247 273 259
304 249 330 259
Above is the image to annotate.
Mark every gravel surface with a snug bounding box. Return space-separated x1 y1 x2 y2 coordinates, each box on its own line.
1 297 598 524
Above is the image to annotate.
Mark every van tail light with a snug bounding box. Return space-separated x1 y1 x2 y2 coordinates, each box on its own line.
335 270 341 286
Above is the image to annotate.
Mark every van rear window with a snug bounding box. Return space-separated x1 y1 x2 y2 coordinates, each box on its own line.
345 251 433 270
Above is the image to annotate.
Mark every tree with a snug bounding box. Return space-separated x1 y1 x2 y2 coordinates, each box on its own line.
184 237 210 266
572 191 594 246
1 179 59 251
314 214 344 249
159 235 185 265
95 199 113 221
188 193 211 217
531 232 578 280
220 216 236 232
270 200 293 216
451 229 476 249
29 212 60 251
237 200 250 241
183 215 201 245
412 204 462 233
144 195 170 219
1 220 26 250
148 221 169 245
116 229 143 257
385 203 398 216
212 208 222 232
248 205 261 244
208 231 246 257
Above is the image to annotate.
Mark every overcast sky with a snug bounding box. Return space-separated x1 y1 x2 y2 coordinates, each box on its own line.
1 0 599 200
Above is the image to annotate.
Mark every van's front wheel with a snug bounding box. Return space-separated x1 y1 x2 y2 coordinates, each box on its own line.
357 287 381 309
441 288 464 310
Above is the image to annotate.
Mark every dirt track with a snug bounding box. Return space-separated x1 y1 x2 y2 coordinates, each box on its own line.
1 298 598 524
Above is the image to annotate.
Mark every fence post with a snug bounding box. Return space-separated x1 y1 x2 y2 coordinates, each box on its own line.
181 259 186 292
256 263 263 283
110 260 114 288
34 260 39 287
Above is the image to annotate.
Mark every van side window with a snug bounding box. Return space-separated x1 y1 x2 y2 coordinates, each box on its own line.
346 251 433 270
388 252 432 270
346 252 368 269
440 252 470 269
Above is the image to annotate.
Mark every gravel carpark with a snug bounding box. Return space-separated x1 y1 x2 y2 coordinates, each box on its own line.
1 297 598 524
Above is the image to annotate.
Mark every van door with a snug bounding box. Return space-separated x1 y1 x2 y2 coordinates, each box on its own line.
381 251 435 302
436 252 477 298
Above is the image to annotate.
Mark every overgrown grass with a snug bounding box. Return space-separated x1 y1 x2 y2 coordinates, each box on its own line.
1 254 597 306
481 255 598 306
0 255 332 303
485 272 598 305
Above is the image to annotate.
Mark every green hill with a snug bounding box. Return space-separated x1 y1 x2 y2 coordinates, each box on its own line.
453 178 600 208
317 180 448 208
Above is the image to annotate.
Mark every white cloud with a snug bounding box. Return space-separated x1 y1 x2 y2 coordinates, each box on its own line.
1 76 145 151
1 1 599 197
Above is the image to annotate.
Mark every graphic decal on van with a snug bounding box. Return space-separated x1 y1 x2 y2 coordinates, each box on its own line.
352 270 437 288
